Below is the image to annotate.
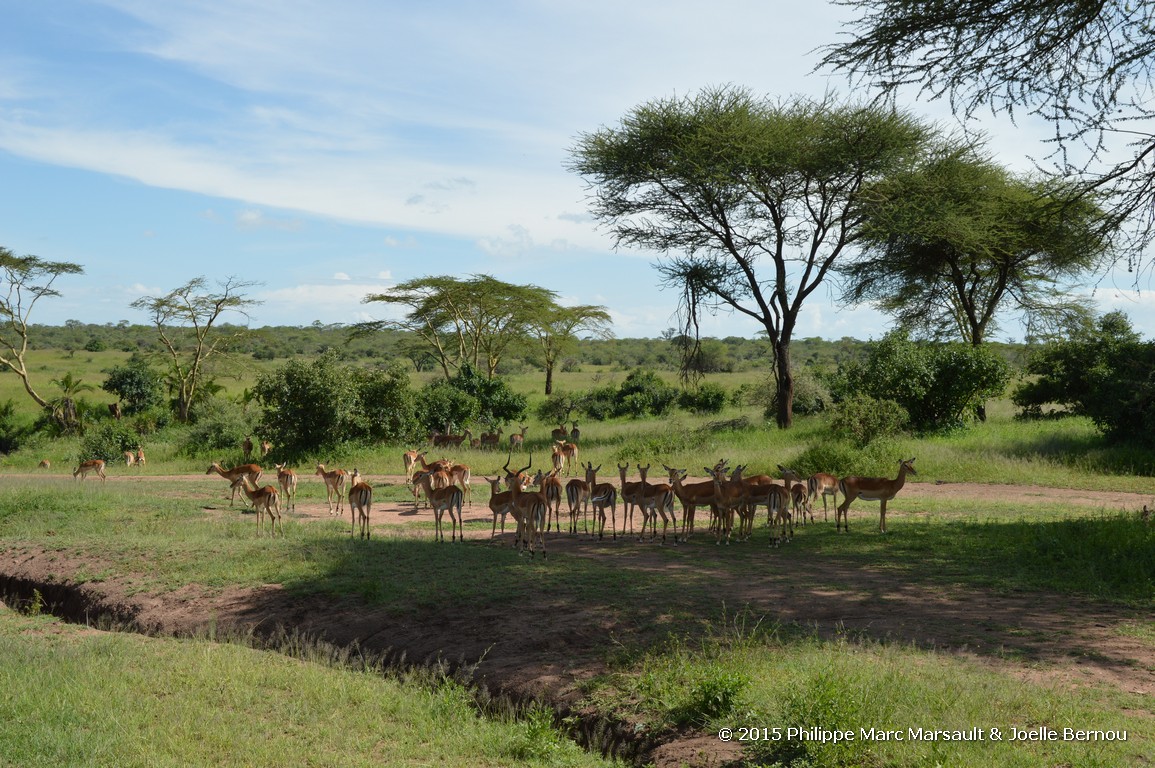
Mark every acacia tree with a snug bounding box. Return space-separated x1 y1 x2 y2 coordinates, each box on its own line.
570 87 932 427
528 303 613 394
131 276 261 423
821 0 1155 259
842 145 1113 347
0 248 84 418
359 274 555 380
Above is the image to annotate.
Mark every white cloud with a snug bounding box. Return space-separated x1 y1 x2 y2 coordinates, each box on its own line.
332 272 350 281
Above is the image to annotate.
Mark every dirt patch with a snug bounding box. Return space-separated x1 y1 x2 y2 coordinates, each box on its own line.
2 479 1153 767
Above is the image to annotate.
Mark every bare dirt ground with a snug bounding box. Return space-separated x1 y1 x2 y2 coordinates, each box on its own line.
2 475 1153 767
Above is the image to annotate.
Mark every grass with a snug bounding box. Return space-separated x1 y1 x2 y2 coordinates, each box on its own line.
0 607 617 768
584 625 1152 768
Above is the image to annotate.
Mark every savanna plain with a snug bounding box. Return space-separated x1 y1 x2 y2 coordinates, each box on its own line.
1 358 1153 768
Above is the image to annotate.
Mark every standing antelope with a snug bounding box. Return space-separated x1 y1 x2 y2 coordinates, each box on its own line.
565 464 592 535
73 459 106 483
509 425 528 452
242 435 254 462
569 421 580 444
315 464 349 515
485 476 516 539
232 476 282 537
807 472 840 522
837 458 917 533
503 454 548 557
585 463 617 540
777 465 813 525
206 462 262 505
274 463 297 511
347 469 373 539
260 440 272 458
533 468 565 532
413 469 464 542
636 464 676 544
664 465 717 542
617 463 644 537
550 424 569 442
402 449 422 482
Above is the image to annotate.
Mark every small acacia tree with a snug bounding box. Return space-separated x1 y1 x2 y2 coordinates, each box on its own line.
132 276 261 423
0 247 84 421
359 275 554 380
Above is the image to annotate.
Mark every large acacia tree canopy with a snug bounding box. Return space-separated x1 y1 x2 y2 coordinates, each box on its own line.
821 0 1155 255
842 146 1113 342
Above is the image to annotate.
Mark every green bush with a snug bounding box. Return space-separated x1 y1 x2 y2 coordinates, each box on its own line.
832 332 1009 432
257 352 417 455
79 420 140 462
829 394 909 447
678 383 728 415
179 397 254 457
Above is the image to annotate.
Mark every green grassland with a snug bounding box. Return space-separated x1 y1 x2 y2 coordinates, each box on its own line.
2 342 1154 766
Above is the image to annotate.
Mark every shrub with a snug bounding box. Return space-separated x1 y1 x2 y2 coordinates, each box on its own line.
0 400 28 454
759 365 832 418
179 397 254 457
829 394 908 447
415 380 480 436
678 383 728 414
79 420 140 462
613 369 679 418
101 354 164 415
832 332 1010 432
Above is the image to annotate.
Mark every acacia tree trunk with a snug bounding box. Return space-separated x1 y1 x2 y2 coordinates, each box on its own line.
544 363 554 395
774 339 794 430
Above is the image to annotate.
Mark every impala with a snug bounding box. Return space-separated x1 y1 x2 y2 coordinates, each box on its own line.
402 449 422 482
411 467 453 510
636 464 676 544
791 482 811 525
569 421 580 444
663 465 717 542
766 483 794 547
509 425 528 452
807 471 840 522
206 462 263 506
837 458 917 533
707 464 747 545
123 450 138 467
777 465 813 525
447 461 473 507
532 468 564 532
479 427 503 450
274 463 297 511
413 469 464 542
503 455 548 557
233 476 282 537
73 459 107 483
550 424 569 442
616 463 645 537
558 441 578 475
485 476 519 539
315 463 349 515
260 440 272 458
584 463 617 540
37 459 50 469
242 435 254 462
550 441 567 475
564 464 591 535
347 469 373 540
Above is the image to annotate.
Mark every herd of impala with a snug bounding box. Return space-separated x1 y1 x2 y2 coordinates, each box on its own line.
69 433 918 553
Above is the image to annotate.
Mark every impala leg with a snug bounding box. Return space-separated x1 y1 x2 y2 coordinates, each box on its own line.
879 499 888 534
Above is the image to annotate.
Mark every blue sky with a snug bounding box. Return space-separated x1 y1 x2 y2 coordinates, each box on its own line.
1 0 1152 339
